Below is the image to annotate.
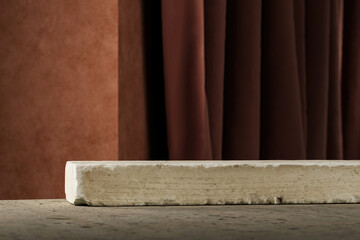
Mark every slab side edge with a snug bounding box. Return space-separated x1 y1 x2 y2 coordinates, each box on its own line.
64 161 360 206
65 162 87 206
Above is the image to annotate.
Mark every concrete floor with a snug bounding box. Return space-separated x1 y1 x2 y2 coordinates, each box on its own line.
0 199 359 240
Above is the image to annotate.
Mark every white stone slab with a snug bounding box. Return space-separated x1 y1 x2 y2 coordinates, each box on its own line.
65 161 360 206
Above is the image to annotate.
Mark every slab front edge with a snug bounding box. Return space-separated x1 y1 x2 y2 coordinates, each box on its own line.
65 161 360 206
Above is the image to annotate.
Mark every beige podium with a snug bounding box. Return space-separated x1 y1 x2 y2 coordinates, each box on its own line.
65 161 360 206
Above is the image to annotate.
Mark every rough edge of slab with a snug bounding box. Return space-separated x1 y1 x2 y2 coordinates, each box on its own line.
65 161 360 206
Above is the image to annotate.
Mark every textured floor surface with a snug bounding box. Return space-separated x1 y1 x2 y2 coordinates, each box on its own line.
0 199 359 240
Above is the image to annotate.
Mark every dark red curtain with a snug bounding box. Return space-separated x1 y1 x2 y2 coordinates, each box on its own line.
159 0 360 160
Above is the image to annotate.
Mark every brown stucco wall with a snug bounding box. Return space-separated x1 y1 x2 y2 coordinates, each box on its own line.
0 0 149 199
118 0 150 160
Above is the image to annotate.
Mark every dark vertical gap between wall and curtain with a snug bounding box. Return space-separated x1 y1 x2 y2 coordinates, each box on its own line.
142 0 168 160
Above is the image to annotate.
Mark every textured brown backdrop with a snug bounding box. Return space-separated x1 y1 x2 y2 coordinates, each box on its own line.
0 0 150 199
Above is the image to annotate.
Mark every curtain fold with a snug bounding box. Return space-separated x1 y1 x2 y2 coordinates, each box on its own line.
342 0 360 159
160 0 360 160
260 0 306 159
204 0 227 160
327 0 344 159
222 0 262 160
305 0 331 159
161 0 211 160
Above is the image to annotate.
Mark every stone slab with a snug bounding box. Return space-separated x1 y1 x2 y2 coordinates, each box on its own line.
1 199 360 240
65 161 360 206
